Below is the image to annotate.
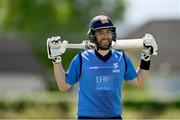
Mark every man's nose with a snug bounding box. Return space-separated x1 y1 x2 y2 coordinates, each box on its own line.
102 32 110 37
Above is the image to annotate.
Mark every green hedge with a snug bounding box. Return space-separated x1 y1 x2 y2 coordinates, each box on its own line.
0 92 179 119
1 98 180 111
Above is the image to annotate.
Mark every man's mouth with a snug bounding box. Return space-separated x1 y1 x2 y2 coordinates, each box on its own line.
101 39 109 44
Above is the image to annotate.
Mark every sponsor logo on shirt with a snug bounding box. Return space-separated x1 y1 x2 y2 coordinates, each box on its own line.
89 63 120 73
89 66 99 69
96 75 113 91
89 66 112 69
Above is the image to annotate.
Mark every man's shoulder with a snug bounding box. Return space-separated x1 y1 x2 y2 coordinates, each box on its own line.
81 49 94 56
112 49 124 55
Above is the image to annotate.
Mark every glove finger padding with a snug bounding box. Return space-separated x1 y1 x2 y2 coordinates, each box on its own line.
141 47 151 61
143 34 158 55
47 38 54 59
59 40 68 54
47 36 68 59
47 36 61 59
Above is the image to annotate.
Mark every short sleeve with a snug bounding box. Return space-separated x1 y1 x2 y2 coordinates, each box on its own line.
123 54 137 81
65 53 81 85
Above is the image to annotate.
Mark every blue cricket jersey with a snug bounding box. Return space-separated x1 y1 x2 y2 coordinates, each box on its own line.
66 49 137 117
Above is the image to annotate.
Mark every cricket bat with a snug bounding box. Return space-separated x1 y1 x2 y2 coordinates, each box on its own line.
67 39 144 52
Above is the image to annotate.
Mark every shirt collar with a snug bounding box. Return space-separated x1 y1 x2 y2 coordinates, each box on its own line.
94 50 112 62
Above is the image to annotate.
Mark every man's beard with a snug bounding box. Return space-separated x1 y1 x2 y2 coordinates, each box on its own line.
96 39 112 50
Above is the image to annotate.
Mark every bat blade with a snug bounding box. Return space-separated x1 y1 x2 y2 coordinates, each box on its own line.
113 39 144 51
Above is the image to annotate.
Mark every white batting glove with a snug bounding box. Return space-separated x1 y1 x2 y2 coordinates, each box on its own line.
141 34 158 61
47 36 68 63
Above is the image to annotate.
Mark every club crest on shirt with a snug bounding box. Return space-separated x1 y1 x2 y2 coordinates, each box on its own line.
112 63 120 73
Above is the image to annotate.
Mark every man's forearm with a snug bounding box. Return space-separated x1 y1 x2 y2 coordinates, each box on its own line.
53 63 70 91
134 58 150 87
136 68 149 87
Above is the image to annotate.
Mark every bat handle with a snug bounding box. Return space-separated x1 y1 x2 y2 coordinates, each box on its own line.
82 40 90 49
82 40 95 49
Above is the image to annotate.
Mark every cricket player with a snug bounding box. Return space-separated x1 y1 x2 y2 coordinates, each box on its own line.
47 15 158 119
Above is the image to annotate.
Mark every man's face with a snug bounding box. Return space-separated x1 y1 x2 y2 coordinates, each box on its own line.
95 28 113 50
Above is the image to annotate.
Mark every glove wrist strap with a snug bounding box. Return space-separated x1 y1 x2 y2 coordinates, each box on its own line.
140 59 150 70
52 57 62 64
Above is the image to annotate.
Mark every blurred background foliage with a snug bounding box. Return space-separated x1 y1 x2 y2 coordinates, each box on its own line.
0 0 179 119
0 0 125 91
0 91 180 119
0 0 125 69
